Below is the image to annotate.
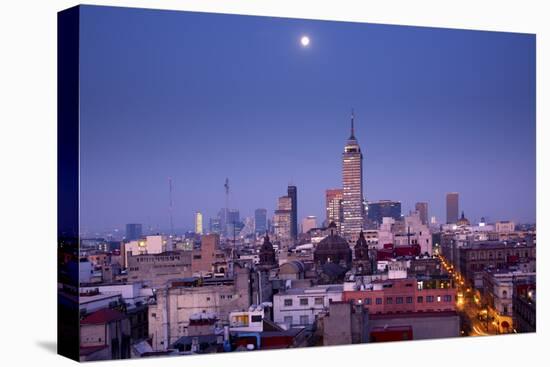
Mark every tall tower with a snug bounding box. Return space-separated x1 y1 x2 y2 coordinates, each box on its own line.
287 185 298 240
446 192 459 224
195 212 203 235
341 110 364 240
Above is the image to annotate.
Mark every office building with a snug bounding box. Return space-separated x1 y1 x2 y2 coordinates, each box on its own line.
446 192 459 224
195 212 203 235
325 188 343 229
274 196 292 240
301 215 317 234
415 202 428 225
254 208 267 234
367 200 402 225
342 111 365 240
288 185 298 240
125 223 142 241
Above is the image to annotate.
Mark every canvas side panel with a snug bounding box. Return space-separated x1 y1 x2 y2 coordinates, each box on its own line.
57 5 80 362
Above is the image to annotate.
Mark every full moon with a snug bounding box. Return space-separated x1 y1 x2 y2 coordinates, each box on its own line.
300 36 310 47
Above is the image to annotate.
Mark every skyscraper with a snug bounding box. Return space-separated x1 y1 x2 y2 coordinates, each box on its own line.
367 200 401 225
195 212 203 235
287 185 298 240
254 208 267 234
341 111 364 240
325 188 343 229
301 215 317 234
415 202 429 225
446 192 459 224
274 196 292 240
125 223 142 241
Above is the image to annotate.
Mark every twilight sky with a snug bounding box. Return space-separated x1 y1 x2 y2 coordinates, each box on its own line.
79 5 536 235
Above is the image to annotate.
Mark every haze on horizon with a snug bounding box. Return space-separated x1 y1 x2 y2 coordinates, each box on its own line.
78 6 536 234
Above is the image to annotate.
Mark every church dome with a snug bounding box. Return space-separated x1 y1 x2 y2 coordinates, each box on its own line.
314 226 351 267
457 211 470 226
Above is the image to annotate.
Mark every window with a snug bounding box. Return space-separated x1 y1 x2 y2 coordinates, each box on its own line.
365 298 371 305
386 297 393 304
284 299 293 307
502 290 508 299
376 298 383 305
314 297 324 305
300 298 309 306
284 316 293 325
406 297 413 304
300 315 309 325
417 296 423 303
426 296 434 303
251 315 262 323
443 295 452 302
396 297 404 304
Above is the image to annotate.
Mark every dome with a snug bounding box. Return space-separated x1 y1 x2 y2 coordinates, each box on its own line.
314 227 352 267
457 211 470 226
317 232 349 252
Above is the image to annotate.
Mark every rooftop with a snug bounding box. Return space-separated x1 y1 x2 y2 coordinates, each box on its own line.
81 308 126 325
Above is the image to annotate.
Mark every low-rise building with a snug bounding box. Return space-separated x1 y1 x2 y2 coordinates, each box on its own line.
126 251 192 288
273 285 343 328
80 308 131 361
148 264 252 351
342 276 456 314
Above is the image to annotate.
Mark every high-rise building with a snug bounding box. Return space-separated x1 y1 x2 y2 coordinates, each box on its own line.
326 188 344 229
217 208 240 236
341 111 365 240
125 223 142 241
195 212 203 235
209 217 221 234
287 185 298 240
367 200 401 225
446 192 459 224
301 216 317 234
415 202 429 225
274 196 292 240
254 208 267 234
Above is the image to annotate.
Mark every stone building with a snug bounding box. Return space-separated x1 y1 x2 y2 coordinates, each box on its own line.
314 222 352 268
258 233 276 267
148 264 252 351
320 301 369 346
126 251 192 288
353 230 372 275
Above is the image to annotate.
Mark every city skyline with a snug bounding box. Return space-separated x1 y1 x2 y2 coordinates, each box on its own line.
78 6 536 234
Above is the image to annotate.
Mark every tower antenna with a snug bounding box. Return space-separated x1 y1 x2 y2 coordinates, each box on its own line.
168 177 174 237
350 108 355 138
224 178 230 236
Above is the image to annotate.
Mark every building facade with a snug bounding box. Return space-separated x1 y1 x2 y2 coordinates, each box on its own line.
415 202 428 225
273 285 344 328
367 200 402 225
325 188 344 229
125 223 142 242
341 112 365 240
254 208 267 234
287 185 298 240
274 196 292 240
446 192 459 224
195 212 203 235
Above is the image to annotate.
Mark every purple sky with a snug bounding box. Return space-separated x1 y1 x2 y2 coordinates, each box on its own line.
78 6 536 234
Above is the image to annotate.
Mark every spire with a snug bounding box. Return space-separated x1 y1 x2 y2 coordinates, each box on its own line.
350 108 355 139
